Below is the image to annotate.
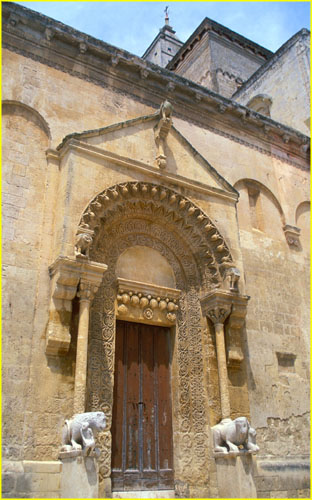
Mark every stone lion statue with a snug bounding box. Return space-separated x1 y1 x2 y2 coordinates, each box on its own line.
75 232 93 257
212 417 259 453
223 266 240 291
61 411 106 456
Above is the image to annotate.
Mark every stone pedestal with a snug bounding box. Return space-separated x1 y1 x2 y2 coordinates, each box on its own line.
60 452 98 498
215 453 257 498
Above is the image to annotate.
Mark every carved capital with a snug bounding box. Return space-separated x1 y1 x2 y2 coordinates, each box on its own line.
78 280 99 302
207 306 231 325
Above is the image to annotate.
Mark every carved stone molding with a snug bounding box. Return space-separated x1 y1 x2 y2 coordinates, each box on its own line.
86 209 211 490
78 181 234 289
283 224 301 248
46 256 107 356
116 277 181 326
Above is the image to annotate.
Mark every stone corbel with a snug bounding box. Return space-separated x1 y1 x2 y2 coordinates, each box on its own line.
46 256 107 356
46 257 81 356
116 278 181 326
283 224 301 248
154 100 173 169
226 295 249 369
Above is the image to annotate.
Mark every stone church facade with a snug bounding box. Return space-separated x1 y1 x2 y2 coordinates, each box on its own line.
2 3 310 498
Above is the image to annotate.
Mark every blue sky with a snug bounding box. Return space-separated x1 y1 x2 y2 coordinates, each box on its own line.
17 2 310 56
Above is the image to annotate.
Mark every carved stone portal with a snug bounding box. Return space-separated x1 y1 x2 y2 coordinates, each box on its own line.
70 180 247 496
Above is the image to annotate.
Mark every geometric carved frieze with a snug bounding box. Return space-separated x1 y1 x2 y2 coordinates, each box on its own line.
283 224 301 249
78 181 234 288
46 256 107 356
116 277 181 326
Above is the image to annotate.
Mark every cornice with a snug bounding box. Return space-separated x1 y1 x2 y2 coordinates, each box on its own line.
3 3 309 170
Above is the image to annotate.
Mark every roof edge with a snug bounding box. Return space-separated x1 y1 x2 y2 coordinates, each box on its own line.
232 28 310 99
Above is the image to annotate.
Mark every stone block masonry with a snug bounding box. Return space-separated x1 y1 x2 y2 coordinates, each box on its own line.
2 461 61 498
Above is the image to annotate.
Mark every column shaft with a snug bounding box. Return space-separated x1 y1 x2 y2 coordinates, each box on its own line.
215 322 231 419
73 298 90 414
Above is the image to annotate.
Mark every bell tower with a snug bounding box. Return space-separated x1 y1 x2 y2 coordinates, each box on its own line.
142 7 183 67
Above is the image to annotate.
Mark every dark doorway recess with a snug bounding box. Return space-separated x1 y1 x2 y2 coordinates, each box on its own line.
111 320 174 491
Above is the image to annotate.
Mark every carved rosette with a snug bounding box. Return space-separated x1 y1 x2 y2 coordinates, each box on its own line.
116 278 180 326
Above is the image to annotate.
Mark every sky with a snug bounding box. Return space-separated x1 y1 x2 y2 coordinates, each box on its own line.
16 1 310 56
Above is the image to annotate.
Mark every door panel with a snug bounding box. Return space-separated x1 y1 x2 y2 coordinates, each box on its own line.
111 321 174 491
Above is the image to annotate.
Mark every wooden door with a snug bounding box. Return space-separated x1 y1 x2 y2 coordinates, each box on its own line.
111 321 174 491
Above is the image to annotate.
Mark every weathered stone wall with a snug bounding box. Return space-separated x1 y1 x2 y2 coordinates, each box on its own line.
2 102 50 461
234 31 310 135
2 460 61 498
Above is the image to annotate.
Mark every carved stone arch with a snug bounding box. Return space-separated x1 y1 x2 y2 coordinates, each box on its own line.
2 99 52 145
77 181 235 290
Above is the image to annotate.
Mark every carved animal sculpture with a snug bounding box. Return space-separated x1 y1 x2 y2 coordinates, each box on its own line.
61 411 106 456
75 232 93 257
212 416 259 453
224 267 240 291
160 99 173 120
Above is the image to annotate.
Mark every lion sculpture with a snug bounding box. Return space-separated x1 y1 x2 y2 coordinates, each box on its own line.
61 411 106 456
75 232 93 258
212 416 259 454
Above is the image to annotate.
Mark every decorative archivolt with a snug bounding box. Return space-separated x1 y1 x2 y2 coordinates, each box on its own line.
76 181 234 286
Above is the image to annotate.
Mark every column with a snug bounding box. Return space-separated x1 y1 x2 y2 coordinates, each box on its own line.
73 280 98 414
207 306 231 420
